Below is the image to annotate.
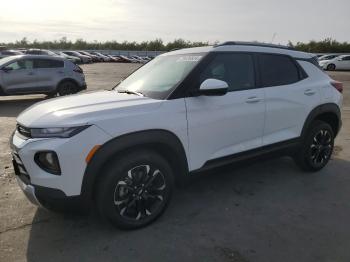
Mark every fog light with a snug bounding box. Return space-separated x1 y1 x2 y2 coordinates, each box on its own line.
34 151 61 175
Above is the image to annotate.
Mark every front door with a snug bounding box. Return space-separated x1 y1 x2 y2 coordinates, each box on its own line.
185 53 265 170
1 59 37 94
336 56 350 70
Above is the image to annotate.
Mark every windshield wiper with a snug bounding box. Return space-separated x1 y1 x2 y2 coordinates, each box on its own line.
117 90 144 96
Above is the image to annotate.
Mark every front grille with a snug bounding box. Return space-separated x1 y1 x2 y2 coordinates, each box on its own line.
12 151 31 184
17 124 31 139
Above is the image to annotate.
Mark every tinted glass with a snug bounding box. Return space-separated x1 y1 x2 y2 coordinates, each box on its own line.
259 54 300 87
342 56 350 61
6 59 33 70
199 53 255 91
26 50 40 55
34 59 64 68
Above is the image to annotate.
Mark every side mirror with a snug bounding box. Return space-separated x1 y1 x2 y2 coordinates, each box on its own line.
198 78 228 96
1 66 13 73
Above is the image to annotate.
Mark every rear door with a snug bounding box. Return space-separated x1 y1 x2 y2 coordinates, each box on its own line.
33 58 65 92
1 59 36 94
259 54 321 145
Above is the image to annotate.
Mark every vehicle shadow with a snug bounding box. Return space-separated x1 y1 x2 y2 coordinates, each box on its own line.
0 96 45 117
25 156 350 262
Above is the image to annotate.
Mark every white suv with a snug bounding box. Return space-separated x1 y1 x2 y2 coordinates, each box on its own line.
11 42 343 229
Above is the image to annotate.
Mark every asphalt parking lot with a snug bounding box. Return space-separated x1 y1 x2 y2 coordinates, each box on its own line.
1 63 350 262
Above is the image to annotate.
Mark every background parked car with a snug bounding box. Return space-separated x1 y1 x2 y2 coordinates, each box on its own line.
106 55 120 62
319 55 350 70
61 51 92 64
0 50 24 59
318 54 340 61
130 55 148 63
90 52 111 62
54 51 82 64
78 51 101 62
24 49 58 56
114 55 133 63
0 55 86 96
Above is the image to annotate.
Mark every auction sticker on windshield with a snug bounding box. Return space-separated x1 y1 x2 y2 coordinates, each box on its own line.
176 56 202 62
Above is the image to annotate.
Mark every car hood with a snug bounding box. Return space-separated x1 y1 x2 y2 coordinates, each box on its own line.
17 91 162 128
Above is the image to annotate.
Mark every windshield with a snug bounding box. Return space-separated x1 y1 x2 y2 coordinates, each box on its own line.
116 54 203 99
0 56 18 67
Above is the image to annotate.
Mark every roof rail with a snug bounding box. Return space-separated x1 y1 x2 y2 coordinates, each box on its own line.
214 41 295 50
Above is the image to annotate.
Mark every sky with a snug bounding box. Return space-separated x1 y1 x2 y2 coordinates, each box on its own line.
0 0 349 44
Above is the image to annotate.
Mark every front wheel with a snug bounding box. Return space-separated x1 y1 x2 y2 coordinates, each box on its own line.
96 150 174 229
294 120 334 172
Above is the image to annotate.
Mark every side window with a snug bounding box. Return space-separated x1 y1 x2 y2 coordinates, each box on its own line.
258 54 300 87
342 56 350 61
199 53 255 91
6 59 33 70
34 59 64 69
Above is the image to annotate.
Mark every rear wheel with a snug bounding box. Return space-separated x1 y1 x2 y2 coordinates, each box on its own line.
57 81 78 96
96 150 174 229
327 64 336 71
294 120 334 171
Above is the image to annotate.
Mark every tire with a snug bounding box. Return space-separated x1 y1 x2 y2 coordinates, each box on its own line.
327 64 336 71
294 120 334 172
0 85 6 96
96 150 174 229
57 81 78 96
45 92 57 99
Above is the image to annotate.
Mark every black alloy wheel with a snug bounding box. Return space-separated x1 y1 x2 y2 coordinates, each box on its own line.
96 150 174 229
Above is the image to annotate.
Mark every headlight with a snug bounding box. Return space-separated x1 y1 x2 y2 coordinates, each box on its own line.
29 125 90 138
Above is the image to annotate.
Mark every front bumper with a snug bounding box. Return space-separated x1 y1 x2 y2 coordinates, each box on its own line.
78 83 87 92
319 63 327 69
16 176 41 206
11 124 111 198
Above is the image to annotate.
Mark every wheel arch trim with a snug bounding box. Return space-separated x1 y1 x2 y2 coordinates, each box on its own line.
80 129 189 201
56 78 80 90
301 103 341 138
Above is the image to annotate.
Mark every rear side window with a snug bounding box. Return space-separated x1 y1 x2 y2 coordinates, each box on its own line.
34 59 64 69
26 50 40 55
199 53 255 91
258 54 300 87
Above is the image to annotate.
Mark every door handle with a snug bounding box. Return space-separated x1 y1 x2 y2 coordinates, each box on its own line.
304 89 316 96
245 96 262 103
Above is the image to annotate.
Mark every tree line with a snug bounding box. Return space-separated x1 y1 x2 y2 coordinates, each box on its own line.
1 37 208 51
1 37 350 53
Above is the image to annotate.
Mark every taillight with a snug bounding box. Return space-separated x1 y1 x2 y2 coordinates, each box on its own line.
73 66 83 74
331 81 343 93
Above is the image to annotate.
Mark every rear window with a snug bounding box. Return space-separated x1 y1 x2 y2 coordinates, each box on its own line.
34 59 64 69
258 54 300 87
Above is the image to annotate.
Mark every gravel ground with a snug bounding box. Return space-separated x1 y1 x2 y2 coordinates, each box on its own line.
0 63 350 262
